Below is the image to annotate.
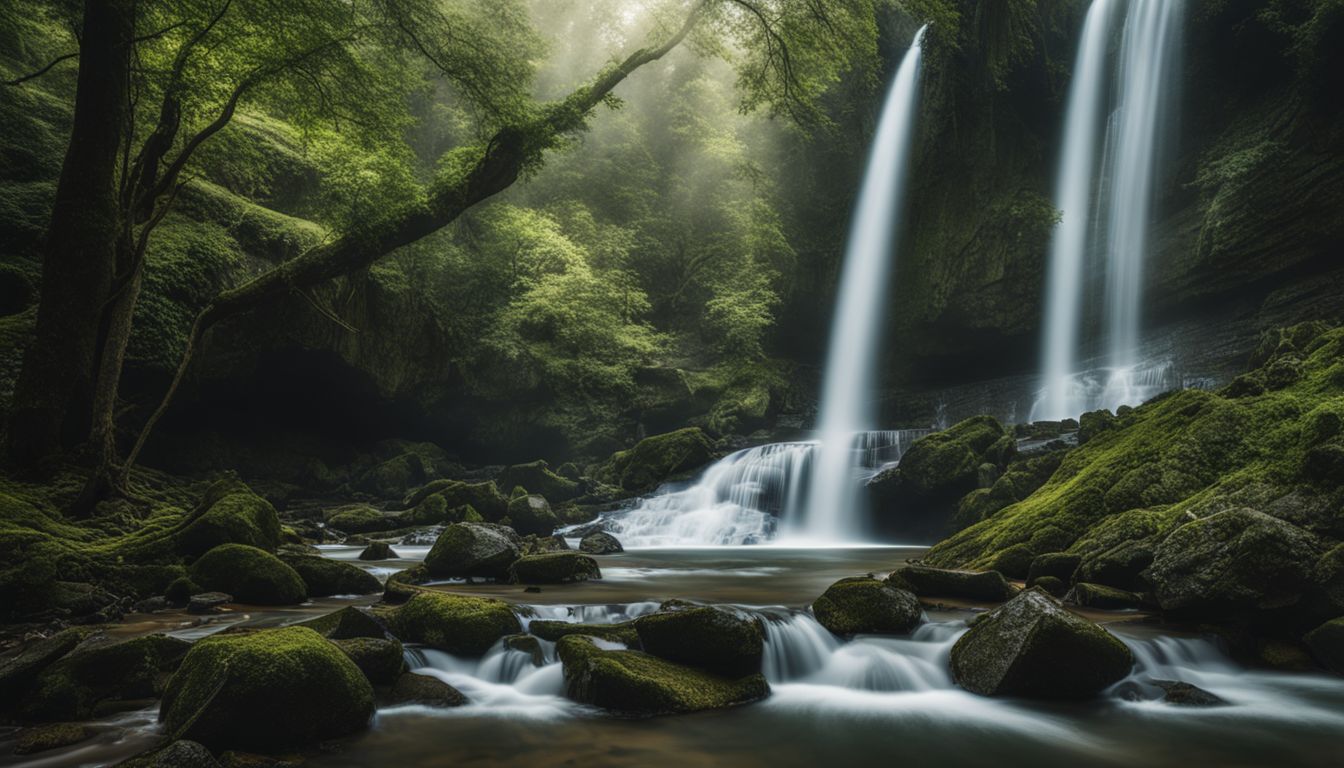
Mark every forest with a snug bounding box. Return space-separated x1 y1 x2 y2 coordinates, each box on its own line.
0 0 1342 766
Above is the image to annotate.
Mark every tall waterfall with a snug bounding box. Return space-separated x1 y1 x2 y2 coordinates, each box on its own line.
792 25 928 542
1034 0 1182 421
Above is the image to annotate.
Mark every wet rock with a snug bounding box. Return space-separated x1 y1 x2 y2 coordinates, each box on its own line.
401 480 508 522
811 577 922 635
1066 582 1143 610
521 534 570 555
1027 553 1081 585
117 739 220 767
389 591 521 656
1153 679 1227 706
986 544 1035 579
0 628 90 706
556 635 769 715
635 607 765 677
424 522 521 579
324 504 398 535
508 553 602 585
580 532 624 554
949 589 1133 699
296 606 388 640
387 672 467 707
1304 617 1344 674
161 626 374 752
278 553 380 597
1147 508 1322 616
398 527 443 546
594 428 716 494
888 564 1017 602
187 592 232 614
359 541 397 560
332 637 406 685
13 723 94 755
503 634 546 666
506 494 559 537
21 634 192 721
528 620 639 645
189 545 307 606
497 460 582 501
1028 575 1067 597
1076 540 1155 593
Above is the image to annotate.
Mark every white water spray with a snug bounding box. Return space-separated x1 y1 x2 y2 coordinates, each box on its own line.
795 25 927 542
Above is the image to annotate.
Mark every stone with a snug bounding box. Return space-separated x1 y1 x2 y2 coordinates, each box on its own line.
508 553 602 585
1027 552 1081 585
389 591 521 656
21 634 192 721
811 577 922 635
888 564 1017 602
187 592 232 614
189 545 307 605
635 607 765 677
0 628 90 706
387 672 467 707
424 523 521 579
279 553 380 597
595 428 716 494
528 620 639 645
117 740 220 767
503 634 547 666
14 723 94 755
496 460 582 501
506 494 558 537
579 532 624 554
1153 679 1227 706
1304 617 1344 675
331 637 405 685
295 606 388 640
359 541 397 560
949 589 1134 699
176 482 282 560
1066 582 1143 610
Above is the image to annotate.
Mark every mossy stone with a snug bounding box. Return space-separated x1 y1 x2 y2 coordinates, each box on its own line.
160 626 374 752
1027 552 1081 585
296 606 388 640
508 552 601 585
189 544 307 605
579 532 624 554
116 740 219 767
1304 617 1344 675
528 620 639 645
597 428 715 493
1066 582 1143 610
402 480 508 521
635 607 765 677
14 723 94 755
888 564 1016 602
389 591 521 656
278 553 380 597
0 627 91 707
165 576 200 605
387 672 467 707
497 460 581 501
424 522 521 579
506 494 559 537
1028 575 1067 597
811 577 922 635
176 484 280 560
332 637 405 685
21 634 191 721
324 505 395 535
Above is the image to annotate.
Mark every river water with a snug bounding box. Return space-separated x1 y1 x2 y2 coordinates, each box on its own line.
5 546 1344 768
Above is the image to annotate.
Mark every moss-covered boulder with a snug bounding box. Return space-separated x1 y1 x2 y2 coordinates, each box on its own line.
14 723 95 755
508 553 601 584
20 634 191 721
1066 582 1143 610
1029 575 1067 596
332 637 405 685
950 590 1134 699
503 634 546 666
423 522 521 579
389 591 521 655
160 626 374 751
353 453 428 499
359 541 396 560
1304 618 1344 675
888 564 1016 602
402 480 508 521
176 482 280 560
580 531 624 554
556 635 769 715
1027 552 1081 585
324 505 396 535
296 606 388 640
528 620 639 645
387 671 468 707
279 553 380 597
506 494 558 537
811 577 923 635
0 627 90 707
189 544 307 605
1146 508 1323 616
596 428 715 494
497 461 581 501
634 607 764 676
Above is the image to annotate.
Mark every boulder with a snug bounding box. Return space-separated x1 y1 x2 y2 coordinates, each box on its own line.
165 576 199 606
117 740 220 768
387 672 467 707
949 589 1133 699
187 592 232 614
1304 617 1344 674
503 634 546 666
521 534 570 555
160 626 374 752
20 634 192 721
1028 575 1067 597
279 553 380 597
508 553 602 585
332 637 405 685
580 532 624 554
506 494 558 537
296 606 388 640
359 541 397 560
176 482 281 559
1146 508 1322 615
888 564 1017 602
1076 540 1155 592
353 453 427 498
189 545 307 605
0 627 89 706
424 523 521 579
1027 552 1081 585
402 480 508 521
596 428 716 493
811 577 922 635
634 607 764 677
1153 679 1227 706
497 460 582 501
389 591 521 656
528 620 639 645
1066 582 1143 610
14 723 94 755
556 635 769 715
324 504 397 535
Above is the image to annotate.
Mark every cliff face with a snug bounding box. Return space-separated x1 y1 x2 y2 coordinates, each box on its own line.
887 0 1344 405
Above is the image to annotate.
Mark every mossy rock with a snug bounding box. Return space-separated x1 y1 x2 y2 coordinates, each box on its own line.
176 482 280 560
506 494 558 537
811 577 922 635
1077 410 1117 445
116 740 219 767
14 723 95 755
1028 575 1067 597
1304 617 1344 675
1076 540 1156 592
359 541 396 560
424 522 521 579
497 461 581 502
503 634 546 666
1027 553 1081 585
296 606 388 640
950 589 1133 699
634 607 764 677
332 637 405 685
888 564 1016 602
1065 582 1143 610
986 544 1035 579
324 505 396 535
21 634 191 721
508 553 601 585
0 627 90 707
278 553 380 597
387 672 467 707
189 544 307 606
596 428 715 494
389 591 521 655
899 416 1013 496
556 635 769 715
160 626 374 752
353 453 427 499
1146 508 1323 616
580 532 624 554
165 576 200 605
402 480 508 521
528 620 639 645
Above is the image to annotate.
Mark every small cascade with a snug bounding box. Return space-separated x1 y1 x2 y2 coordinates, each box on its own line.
1027 356 1180 421
761 612 965 692
589 430 929 547
800 25 928 543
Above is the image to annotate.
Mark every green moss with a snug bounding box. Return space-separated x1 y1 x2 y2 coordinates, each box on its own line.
424 522 520 578
403 480 508 521
507 552 601 584
505 494 559 537
528 620 639 645
595 428 715 493
812 574 923 634
497 461 581 501
189 544 307 605
634 607 765 676
331 637 405 685
21 634 191 721
296 606 388 640
279 553 380 597
324 505 394 535
160 626 373 752
389 591 521 655
176 484 281 560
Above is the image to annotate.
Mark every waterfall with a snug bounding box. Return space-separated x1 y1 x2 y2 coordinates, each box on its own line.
795 25 928 543
1034 0 1183 421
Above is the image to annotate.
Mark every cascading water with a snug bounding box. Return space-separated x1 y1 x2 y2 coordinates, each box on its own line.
795 25 928 543
1033 0 1183 421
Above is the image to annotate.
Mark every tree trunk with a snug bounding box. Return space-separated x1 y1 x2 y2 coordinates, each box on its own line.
5 0 133 466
